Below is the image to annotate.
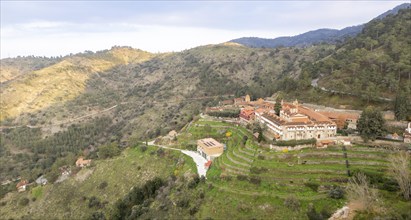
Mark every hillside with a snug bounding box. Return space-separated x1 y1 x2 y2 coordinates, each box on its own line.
0 43 334 183
1 119 409 219
0 47 154 120
311 8 411 101
0 56 62 83
230 3 410 48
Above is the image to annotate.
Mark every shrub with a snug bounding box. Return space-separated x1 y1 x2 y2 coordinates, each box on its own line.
257 155 265 160
88 196 102 208
284 195 300 211
304 182 319 192
275 138 316 147
328 186 344 199
176 198 190 208
140 145 147 152
98 181 108 190
249 177 261 185
237 175 248 181
189 206 199 215
90 211 106 220
306 203 332 220
19 197 30 206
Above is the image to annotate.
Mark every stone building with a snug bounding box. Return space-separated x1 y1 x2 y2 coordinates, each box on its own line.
255 100 337 141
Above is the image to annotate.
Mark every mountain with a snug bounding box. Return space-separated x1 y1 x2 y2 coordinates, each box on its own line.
230 3 410 48
310 7 411 102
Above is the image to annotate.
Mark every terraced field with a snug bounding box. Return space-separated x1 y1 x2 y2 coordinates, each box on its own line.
178 119 410 219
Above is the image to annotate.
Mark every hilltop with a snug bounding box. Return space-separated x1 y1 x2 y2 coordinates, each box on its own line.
230 3 410 48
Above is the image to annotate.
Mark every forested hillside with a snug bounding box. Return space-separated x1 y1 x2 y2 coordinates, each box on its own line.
311 8 411 102
0 43 333 182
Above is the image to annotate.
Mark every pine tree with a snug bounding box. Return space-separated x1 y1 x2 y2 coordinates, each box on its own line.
394 90 409 120
274 99 282 116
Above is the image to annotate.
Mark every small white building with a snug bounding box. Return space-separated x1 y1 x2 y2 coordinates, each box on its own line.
197 138 224 161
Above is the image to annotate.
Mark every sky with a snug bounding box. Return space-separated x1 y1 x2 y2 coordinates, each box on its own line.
0 1 407 58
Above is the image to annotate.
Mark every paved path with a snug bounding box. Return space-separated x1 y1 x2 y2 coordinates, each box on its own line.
148 141 208 178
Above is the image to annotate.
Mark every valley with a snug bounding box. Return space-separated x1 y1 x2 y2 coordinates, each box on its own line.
0 3 410 220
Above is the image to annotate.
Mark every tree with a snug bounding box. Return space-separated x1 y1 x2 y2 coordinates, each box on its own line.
274 98 282 116
357 106 385 142
394 90 410 120
387 152 410 200
346 172 379 212
98 143 121 159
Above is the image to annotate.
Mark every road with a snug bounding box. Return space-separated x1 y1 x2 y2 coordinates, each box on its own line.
311 78 392 101
147 141 208 178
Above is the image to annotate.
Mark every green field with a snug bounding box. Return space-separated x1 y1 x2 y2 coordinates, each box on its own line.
177 119 411 219
0 146 196 219
1 118 409 219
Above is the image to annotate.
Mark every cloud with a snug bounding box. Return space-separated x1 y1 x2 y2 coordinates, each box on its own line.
1 1 408 58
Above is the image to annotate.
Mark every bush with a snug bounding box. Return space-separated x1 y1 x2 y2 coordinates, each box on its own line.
89 211 106 220
275 138 316 147
140 145 147 152
306 203 332 220
98 143 121 159
328 186 344 199
189 206 199 215
249 177 261 185
257 155 265 160
176 198 190 208
89 196 102 208
284 195 300 211
304 182 319 192
237 175 248 181
156 148 165 157
207 110 240 118
19 197 30 206
250 166 267 174
98 181 108 190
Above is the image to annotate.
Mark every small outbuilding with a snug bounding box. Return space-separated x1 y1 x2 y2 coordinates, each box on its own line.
197 138 224 161
76 157 92 168
16 180 29 192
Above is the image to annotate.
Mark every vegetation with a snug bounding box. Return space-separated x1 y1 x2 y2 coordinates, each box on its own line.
357 106 386 142
206 109 240 118
274 138 317 146
387 152 411 200
310 8 411 102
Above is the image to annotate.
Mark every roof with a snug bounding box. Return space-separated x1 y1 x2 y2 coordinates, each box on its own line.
318 111 359 120
240 109 255 117
205 161 212 167
255 108 267 114
76 157 91 166
298 106 333 123
16 180 28 188
198 138 223 148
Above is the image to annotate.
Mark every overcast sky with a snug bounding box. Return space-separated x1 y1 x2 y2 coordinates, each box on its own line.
0 1 407 58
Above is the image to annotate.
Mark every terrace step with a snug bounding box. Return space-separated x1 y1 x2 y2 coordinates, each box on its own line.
238 147 255 157
221 159 249 173
232 148 254 163
226 152 251 168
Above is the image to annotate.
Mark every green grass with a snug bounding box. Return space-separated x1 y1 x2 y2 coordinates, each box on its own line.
1 146 195 219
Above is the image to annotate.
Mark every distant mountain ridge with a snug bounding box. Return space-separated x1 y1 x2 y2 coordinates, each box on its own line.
230 3 410 48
